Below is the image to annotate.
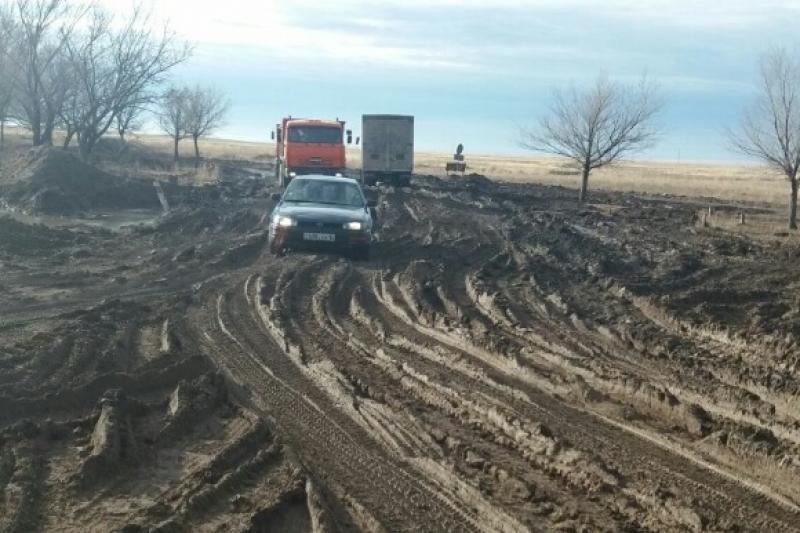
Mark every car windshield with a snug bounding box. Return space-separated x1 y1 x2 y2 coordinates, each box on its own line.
287 126 342 144
283 180 365 207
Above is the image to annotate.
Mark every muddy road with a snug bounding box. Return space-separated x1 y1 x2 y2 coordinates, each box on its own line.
2 164 800 532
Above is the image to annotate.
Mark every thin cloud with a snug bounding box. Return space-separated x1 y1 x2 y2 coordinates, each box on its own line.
96 0 798 80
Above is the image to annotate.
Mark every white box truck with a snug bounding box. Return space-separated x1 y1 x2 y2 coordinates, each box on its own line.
361 115 414 187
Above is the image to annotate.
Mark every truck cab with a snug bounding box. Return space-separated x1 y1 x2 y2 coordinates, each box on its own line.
273 117 354 187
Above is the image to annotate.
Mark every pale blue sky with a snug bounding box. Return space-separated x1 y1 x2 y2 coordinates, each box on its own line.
103 0 800 161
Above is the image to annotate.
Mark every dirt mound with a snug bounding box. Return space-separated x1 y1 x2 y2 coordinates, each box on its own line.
78 389 147 485
0 216 83 255
150 206 263 237
461 173 495 188
0 147 161 215
160 373 229 441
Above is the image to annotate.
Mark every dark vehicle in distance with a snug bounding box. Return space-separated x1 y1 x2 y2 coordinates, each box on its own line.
268 175 375 260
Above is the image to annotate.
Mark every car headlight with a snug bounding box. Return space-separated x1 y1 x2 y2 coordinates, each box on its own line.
275 216 296 228
343 221 363 231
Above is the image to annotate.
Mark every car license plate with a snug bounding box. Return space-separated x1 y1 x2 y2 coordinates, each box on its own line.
303 232 335 242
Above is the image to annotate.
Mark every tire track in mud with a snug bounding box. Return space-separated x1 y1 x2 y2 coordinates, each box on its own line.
186 268 484 532
145 176 800 531
474 215 800 509
295 263 621 530
374 267 800 531
415 185 800 525
354 181 800 530
213 249 798 532
260 258 543 531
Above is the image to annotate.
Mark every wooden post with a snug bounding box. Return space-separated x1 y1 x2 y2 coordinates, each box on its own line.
739 212 746 225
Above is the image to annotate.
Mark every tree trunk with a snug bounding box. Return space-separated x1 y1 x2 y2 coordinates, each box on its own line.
42 118 55 146
31 121 42 146
193 135 200 167
79 137 94 162
790 178 798 230
173 135 180 167
63 128 75 149
578 164 590 204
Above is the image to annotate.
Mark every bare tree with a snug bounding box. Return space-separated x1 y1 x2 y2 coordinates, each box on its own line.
116 104 145 143
2 0 84 146
0 7 13 148
185 85 229 164
158 86 189 165
729 48 800 229
56 52 81 148
521 75 662 203
0 72 10 148
63 5 190 161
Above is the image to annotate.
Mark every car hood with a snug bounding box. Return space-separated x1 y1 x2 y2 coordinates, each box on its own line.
276 203 369 223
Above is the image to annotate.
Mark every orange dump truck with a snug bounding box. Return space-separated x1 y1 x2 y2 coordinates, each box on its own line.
272 117 355 187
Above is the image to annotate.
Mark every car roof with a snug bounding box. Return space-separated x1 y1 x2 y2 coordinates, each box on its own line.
290 174 360 185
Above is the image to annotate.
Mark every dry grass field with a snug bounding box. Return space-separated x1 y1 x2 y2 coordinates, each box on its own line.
138 135 787 209
413 152 785 206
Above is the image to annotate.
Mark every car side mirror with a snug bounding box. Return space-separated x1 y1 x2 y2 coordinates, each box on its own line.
356 136 360 146
270 130 275 141
346 129 353 145
271 193 282 201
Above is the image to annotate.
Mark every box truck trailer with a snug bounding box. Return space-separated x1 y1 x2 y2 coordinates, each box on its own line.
361 115 414 187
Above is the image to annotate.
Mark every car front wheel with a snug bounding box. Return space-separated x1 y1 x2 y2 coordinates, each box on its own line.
349 245 370 261
269 238 284 257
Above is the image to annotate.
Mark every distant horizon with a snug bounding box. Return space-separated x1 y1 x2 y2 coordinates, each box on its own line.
80 0 800 166
0 124 768 167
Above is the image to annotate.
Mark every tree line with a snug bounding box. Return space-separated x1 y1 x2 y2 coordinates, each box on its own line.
0 0 229 165
523 47 800 229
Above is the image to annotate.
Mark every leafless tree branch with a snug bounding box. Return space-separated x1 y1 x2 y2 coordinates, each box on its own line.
62 4 191 161
728 47 800 229
157 85 190 166
1 0 85 146
520 74 663 203
184 84 230 163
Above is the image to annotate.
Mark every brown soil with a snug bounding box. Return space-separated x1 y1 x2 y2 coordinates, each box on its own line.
2 158 800 532
0 148 162 215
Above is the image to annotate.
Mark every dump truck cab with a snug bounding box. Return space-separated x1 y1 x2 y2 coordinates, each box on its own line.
273 117 353 187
